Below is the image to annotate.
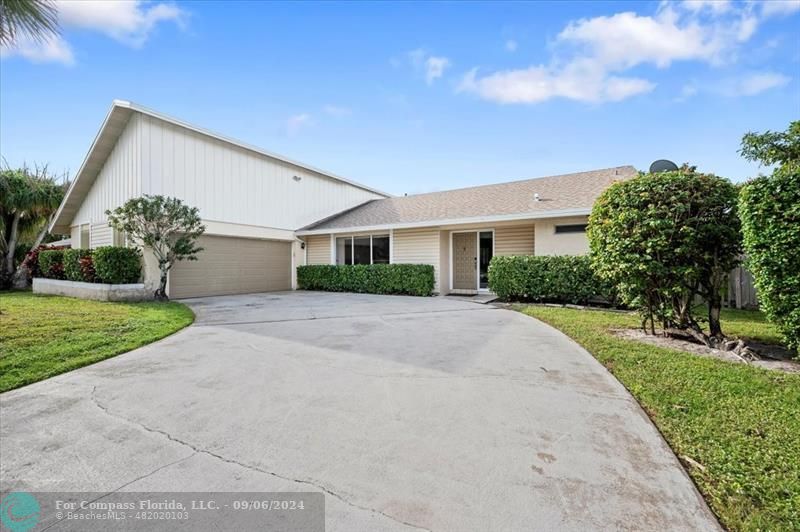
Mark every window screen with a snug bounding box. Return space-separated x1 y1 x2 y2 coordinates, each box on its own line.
554 224 588 234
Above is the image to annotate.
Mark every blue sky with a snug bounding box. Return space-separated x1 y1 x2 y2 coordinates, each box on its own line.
1 0 798 195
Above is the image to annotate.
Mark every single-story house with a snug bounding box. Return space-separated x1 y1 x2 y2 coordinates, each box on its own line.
51 100 638 298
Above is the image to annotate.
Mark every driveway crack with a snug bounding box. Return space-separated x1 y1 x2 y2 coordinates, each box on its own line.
90 387 432 532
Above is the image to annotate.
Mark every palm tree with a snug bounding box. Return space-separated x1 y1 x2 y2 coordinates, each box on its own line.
0 0 59 47
0 165 66 287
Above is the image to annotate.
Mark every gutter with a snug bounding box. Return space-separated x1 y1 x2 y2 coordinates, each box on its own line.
295 208 592 236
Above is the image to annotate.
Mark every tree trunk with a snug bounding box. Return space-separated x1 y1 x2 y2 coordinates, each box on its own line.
31 212 56 249
3 212 21 282
708 295 723 340
154 269 169 301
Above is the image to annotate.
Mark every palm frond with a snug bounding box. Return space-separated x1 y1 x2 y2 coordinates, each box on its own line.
0 0 59 47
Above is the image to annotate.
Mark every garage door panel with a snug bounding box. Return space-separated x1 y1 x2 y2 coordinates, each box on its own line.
169 235 291 298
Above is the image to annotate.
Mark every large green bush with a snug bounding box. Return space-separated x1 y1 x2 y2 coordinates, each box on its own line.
588 167 741 340
63 249 94 282
92 246 142 284
488 255 617 304
738 167 800 351
297 264 435 296
37 249 65 279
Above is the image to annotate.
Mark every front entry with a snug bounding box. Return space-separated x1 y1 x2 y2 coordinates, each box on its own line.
452 232 477 291
452 231 494 293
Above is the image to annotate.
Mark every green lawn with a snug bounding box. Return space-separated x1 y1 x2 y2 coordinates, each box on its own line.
0 292 194 393
515 305 799 531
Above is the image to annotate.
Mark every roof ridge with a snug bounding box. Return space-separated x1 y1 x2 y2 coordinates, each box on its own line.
392 165 637 200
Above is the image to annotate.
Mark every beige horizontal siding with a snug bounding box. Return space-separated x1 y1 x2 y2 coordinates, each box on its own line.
495 224 535 256
90 223 113 248
393 228 440 291
305 234 331 265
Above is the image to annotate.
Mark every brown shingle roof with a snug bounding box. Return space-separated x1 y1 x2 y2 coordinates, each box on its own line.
301 165 638 231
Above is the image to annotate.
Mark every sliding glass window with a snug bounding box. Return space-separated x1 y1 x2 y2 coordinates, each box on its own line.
335 235 391 265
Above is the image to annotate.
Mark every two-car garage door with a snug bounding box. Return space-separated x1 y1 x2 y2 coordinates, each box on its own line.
168 235 292 299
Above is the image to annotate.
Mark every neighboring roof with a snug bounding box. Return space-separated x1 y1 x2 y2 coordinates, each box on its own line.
50 100 390 234
298 166 638 234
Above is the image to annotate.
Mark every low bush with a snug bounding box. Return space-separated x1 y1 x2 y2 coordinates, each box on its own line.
64 249 95 282
21 245 67 281
38 249 66 280
92 246 142 284
297 264 435 296
488 255 617 304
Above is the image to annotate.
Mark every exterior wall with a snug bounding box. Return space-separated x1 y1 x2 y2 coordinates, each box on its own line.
438 230 450 295
494 224 535 256
137 114 383 231
393 228 441 292
73 113 143 226
305 234 332 265
90 223 113 248
534 216 590 256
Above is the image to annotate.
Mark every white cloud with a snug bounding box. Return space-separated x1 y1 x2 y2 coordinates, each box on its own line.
55 0 186 47
681 0 732 14
0 34 74 65
323 105 351 117
458 62 654 104
760 0 800 17
286 113 312 135
459 1 778 105
424 56 450 84
405 48 450 84
721 72 791 96
1 0 185 65
505 39 518 52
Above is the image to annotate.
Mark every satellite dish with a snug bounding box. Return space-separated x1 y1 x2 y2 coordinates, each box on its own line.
649 159 679 173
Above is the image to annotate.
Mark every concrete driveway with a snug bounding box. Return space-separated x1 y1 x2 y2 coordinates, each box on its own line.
1 292 718 531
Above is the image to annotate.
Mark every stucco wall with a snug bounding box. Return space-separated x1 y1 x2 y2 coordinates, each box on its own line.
534 216 590 256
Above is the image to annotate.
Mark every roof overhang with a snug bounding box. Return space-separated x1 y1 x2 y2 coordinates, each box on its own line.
50 102 134 234
295 207 592 236
50 100 391 234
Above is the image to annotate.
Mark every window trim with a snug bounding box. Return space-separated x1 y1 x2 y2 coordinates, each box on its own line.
335 233 391 265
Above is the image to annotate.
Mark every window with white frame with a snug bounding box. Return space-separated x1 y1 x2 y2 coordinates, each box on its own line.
336 234 390 265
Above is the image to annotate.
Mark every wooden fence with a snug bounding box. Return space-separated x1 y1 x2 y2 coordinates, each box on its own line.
725 264 758 309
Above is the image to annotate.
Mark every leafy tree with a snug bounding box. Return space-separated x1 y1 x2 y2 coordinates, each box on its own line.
738 123 800 351
588 166 741 345
739 121 800 171
106 195 205 300
0 164 66 288
0 0 59 47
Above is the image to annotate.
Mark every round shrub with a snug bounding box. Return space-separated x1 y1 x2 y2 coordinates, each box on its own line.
37 249 66 279
588 167 741 337
63 249 94 282
92 246 142 284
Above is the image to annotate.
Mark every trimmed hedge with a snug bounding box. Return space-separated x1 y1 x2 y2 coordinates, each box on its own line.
38 246 141 284
488 255 618 304
93 246 142 284
297 264 435 296
38 249 66 280
64 249 95 282
739 167 800 351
